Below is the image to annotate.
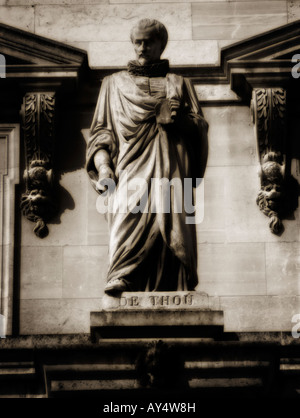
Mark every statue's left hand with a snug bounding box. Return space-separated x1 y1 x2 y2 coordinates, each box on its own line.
96 164 116 194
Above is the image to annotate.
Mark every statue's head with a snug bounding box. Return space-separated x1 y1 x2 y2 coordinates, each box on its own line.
130 19 168 65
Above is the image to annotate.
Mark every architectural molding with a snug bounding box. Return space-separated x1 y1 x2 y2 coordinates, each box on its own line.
20 92 57 238
0 125 20 336
251 88 286 157
251 87 298 234
0 23 87 78
0 333 299 398
0 23 88 237
88 20 300 102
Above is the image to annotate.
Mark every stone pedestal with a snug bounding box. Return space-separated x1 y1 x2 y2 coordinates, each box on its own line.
90 292 224 341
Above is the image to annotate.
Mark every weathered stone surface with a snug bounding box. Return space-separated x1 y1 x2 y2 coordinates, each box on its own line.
20 246 63 299
188 377 263 389
93 292 223 339
230 0 286 1
91 310 224 327
88 42 135 68
0 6 34 32
51 379 134 392
198 164 287 245
196 167 226 243
192 2 287 40
63 245 108 298
266 243 300 296
288 0 300 22
110 0 226 3
163 40 219 65
20 298 101 334
88 40 219 68
220 296 300 332
8 0 108 4
87 186 109 246
224 166 300 243
195 85 240 102
35 4 192 43
204 106 256 167
101 291 220 311
197 243 266 296
19 292 300 334
218 39 237 49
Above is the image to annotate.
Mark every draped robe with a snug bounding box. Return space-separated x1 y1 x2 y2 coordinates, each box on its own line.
86 70 208 291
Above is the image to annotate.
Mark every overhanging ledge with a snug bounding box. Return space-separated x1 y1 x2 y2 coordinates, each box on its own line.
0 22 88 81
90 310 224 340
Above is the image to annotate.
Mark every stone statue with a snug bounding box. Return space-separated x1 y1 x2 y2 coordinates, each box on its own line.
86 19 208 295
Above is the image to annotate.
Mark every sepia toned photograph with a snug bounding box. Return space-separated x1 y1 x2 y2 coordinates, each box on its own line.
0 0 300 406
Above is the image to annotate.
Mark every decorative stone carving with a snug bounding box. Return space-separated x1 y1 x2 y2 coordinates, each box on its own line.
251 88 286 156
251 88 298 234
256 151 286 234
87 19 208 295
135 340 188 389
20 92 57 238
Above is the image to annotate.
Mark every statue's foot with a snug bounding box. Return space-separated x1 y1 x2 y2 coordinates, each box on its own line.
104 278 129 295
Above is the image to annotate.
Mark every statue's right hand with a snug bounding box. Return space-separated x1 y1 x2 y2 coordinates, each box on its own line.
96 164 116 194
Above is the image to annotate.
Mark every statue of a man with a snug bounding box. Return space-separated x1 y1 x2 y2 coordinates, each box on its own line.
86 19 208 295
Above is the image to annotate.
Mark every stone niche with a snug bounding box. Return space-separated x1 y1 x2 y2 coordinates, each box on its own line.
0 19 299 400
0 21 299 338
91 20 300 338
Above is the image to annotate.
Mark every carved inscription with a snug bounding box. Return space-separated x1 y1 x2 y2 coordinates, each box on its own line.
119 294 194 307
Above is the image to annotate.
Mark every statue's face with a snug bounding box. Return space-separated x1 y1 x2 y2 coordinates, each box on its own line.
132 28 163 65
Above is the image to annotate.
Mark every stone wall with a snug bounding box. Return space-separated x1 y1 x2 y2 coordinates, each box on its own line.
0 1 299 334
1 0 300 67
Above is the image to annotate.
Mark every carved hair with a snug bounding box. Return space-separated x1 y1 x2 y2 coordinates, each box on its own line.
21 159 56 238
20 189 56 238
130 19 168 52
256 151 285 234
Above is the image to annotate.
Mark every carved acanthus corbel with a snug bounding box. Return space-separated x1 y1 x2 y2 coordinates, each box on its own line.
251 88 298 234
20 92 57 238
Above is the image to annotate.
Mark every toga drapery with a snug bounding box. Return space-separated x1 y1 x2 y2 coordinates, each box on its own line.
86 68 208 291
